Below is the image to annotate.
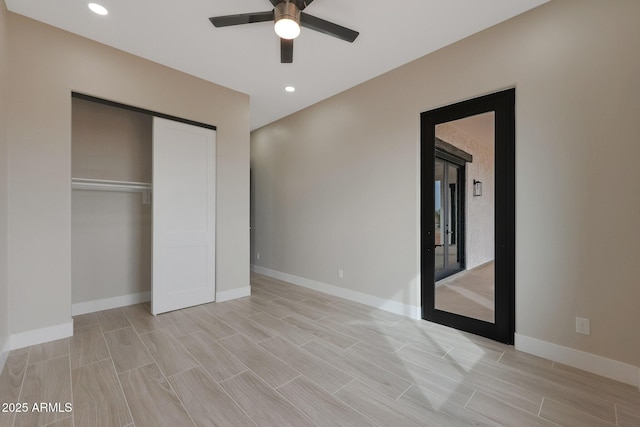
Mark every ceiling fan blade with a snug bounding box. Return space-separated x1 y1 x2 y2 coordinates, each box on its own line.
209 11 274 27
300 13 359 42
281 38 294 63
296 0 314 10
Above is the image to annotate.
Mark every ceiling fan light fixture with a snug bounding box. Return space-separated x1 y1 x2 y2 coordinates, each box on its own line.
274 1 301 40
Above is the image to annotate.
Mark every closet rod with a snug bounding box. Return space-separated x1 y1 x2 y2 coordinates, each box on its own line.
71 177 152 193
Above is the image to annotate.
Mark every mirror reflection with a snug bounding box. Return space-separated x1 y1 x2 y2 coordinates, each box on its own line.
434 112 495 323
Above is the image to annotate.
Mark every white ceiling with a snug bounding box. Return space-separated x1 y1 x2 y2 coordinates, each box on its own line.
5 0 548 130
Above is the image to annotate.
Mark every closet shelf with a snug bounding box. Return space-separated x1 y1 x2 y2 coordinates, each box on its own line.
71 178 152 193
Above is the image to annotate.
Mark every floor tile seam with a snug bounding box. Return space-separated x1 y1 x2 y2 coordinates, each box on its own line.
182 336 251 381
314 319 376 345
256 337 357 391
233 341 306 386
134 327 178 379
392 343 408 354
340 344 434 392
206 374 259 427
550 364 640 395
393 381 415 402
490 360 623 410
315 313 333 322
227 312 284 340
389 355 502 406
449 351 614 402
467 389 553 424
109 360 155 377
538 396 545 416
95 310 130 331
101 325 139 338
66 340 75 427
40 414 73 427
312 348 411 400
219 366 313 426
70 355 113 371
439 345 455 359
273 374 381 427
341 338 363 352
72 322 99 333
463 389 478 409
331 379 402 427
161 369 198 427
165 364 205 381
273 373 303 392
13 345 31 396
536 407 583 427
246 309 290 323
120 309 138 333
228 305 267 320
9 346 31 427
217 368 251 385
546 369 640 402
121 308 161 336
540 395 619 425
25 353 70 370
389 319 404 327
102 327 136 426
357 324 438 350
177 314 214 336
616 401 640 414
208 311 251 335
26 339 71 367
215 331 242 344
70 325 112 370
308 321 364 351
455 367 548 407
99 323 134 334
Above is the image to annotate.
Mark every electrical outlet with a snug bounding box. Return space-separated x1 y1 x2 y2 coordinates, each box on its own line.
337 268 344 279
256 252 260 261
576 317 590 335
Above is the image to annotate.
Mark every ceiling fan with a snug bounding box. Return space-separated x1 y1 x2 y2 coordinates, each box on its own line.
209 0 359 63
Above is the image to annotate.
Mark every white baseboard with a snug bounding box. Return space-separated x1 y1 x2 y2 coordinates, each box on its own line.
72 292 151 316
10 321 74 350
216 286 251 303
0 336 10 375
515 333 640 390
252 265 420 319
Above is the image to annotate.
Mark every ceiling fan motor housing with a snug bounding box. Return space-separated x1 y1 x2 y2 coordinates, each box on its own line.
274 1 301 39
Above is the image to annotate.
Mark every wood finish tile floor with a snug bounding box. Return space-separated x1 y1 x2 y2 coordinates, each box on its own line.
436 262 495 323
1 273 639 426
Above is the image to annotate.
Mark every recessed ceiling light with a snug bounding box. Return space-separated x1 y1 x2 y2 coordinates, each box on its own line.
88 3 108 16
285 86 295 93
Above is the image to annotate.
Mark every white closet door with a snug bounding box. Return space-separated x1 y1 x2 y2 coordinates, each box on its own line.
152 117 216 315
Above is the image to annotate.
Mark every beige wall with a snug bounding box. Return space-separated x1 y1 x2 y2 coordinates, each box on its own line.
72 98 152 183
0 1 9 354
71 98 152 304
251 0 640 367
7 13 250 335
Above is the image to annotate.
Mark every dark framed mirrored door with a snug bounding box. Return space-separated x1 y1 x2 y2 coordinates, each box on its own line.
421 89 515 344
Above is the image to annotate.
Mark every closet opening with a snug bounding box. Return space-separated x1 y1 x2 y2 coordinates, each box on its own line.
71 93 217 317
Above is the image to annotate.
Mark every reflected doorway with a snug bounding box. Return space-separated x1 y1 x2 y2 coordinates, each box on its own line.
421 89 514 344
434 158 464 281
